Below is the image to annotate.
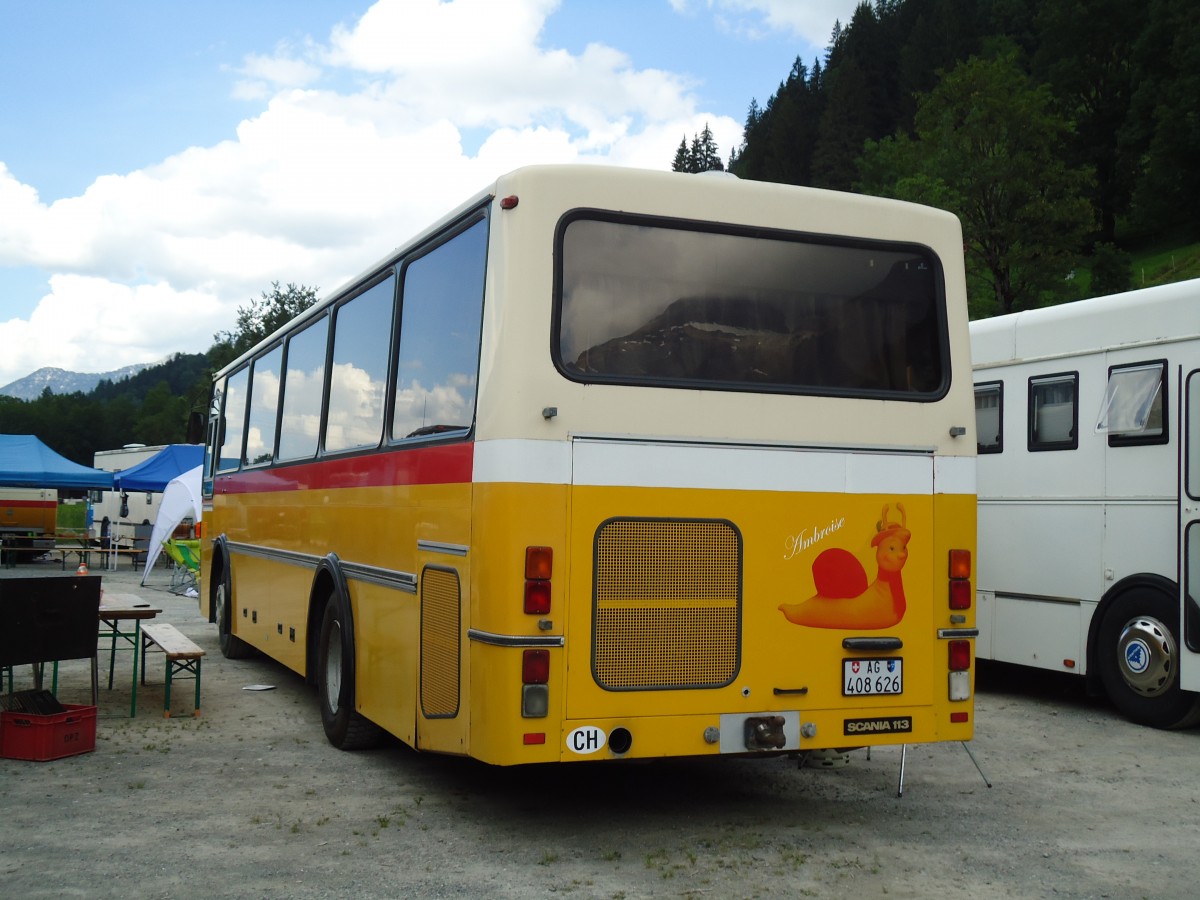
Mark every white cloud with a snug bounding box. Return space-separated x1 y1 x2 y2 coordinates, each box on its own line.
232 38 324 101
672 0 858 45
0 0 748 389
0 275 227 379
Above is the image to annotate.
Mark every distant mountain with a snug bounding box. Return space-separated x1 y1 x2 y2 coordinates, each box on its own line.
0 363 155 401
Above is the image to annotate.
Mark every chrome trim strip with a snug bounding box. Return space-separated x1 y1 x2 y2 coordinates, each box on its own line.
467 629 564 648
226 541 318 569
937 628 981 639
225 541 417 594
417 540 469 557
987 591 1082 606
341 562 418 594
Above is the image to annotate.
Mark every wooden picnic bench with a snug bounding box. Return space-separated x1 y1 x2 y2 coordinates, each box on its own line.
139 623 204 718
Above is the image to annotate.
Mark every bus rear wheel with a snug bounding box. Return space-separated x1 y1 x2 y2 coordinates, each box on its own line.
1096 589 1200 729
316 600 382 750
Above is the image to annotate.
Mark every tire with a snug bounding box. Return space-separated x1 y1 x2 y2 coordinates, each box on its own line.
1096 588 1200 729
214 573 254 660
316 599 383 750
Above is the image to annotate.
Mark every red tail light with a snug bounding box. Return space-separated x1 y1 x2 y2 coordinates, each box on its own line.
524 546 552 615
949 579 972 609
948 549 971 579
948 640 971 671
525 546 552 580
523 649 549 684
524 580 551 614
949 549 971 609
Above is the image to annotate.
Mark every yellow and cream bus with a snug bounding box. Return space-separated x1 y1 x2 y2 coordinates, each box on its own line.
201 164 977 765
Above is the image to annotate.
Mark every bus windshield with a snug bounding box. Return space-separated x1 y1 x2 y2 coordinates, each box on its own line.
556 214 947 398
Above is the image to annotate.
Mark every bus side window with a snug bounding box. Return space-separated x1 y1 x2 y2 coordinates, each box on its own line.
245 343 283 466
1028 372 1078 451
277 316 329 462
392 218 487 441
325 275 395 454
217 367 249 472
1100 360 1168 447
974 381 1003 454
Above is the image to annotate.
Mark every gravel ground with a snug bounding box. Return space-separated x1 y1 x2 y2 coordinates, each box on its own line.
2 559 1197 899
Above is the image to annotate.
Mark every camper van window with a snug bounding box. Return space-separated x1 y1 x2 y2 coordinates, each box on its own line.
974 381 1003 454
1099 360 1168 446
1029 372 1078 451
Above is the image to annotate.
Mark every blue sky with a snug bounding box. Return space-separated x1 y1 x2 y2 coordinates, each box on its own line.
0 0 856 388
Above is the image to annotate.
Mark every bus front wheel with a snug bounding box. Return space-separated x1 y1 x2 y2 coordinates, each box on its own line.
1096 588 1200 729
316 600 382 750
215 574 253 660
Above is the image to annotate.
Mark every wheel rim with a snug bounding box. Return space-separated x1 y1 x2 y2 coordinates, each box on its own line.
215 583 228 634
325 619 342 715
1115 615 1177 697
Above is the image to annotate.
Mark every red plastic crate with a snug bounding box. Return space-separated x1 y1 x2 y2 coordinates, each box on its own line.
0 704 96 761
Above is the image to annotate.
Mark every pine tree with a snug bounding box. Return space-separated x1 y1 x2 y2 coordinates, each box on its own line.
670 125 724 173
671 137 691 173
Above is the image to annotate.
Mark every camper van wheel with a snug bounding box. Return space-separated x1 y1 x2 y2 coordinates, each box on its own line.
316 599 382 750
1096 588 1200 730
215 575 253 660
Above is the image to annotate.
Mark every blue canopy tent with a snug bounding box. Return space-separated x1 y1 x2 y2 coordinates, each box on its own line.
0 434 114 490
112 444 203 492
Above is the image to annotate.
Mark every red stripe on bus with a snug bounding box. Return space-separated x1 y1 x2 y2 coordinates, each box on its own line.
213 443 474 495
0 500 56 509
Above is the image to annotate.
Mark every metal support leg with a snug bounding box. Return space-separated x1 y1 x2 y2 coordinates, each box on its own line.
962 741 992 788
163 656 172 718
130 622 140 718
193 658 201 717
107 626 117 689
897 741 991 797
161 657 202 718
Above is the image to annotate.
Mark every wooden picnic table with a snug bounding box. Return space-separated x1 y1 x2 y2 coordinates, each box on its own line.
99 593 163 717
49 538 147 571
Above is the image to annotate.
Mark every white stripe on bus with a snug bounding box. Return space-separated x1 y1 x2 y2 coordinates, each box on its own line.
474 438 974 494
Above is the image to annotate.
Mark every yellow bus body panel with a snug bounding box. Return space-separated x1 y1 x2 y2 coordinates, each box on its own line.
465 480 974 765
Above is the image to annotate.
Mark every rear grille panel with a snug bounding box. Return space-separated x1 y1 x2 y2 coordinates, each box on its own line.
592 517 742 690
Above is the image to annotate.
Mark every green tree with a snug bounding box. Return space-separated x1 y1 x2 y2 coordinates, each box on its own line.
1088 242 1133 297
731 59 824 185
1123 0 1200 234
132 381 189 446
672 137 691 172
1033 0 1140 244
812 2 903 189
857 50 1096 316
210 282 320 370
670 124 724 173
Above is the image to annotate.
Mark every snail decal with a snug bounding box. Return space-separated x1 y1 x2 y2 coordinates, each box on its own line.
779 504 910 630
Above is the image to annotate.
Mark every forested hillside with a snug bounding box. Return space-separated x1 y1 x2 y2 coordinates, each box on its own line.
708 0 1197 317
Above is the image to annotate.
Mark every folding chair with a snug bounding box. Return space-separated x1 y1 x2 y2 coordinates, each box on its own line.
162 540 200 595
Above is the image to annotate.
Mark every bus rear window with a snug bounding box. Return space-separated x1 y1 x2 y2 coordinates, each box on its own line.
554 215 947 398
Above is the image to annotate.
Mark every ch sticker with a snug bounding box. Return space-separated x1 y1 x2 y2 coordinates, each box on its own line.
566 726 606 755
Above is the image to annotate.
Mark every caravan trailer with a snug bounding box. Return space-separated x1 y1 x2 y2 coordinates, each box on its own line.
971 278 1200 728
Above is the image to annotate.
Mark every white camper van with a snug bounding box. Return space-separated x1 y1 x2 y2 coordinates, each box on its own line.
971 278 1200 728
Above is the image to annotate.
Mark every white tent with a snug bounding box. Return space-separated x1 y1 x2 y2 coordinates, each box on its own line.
140 465 203 585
